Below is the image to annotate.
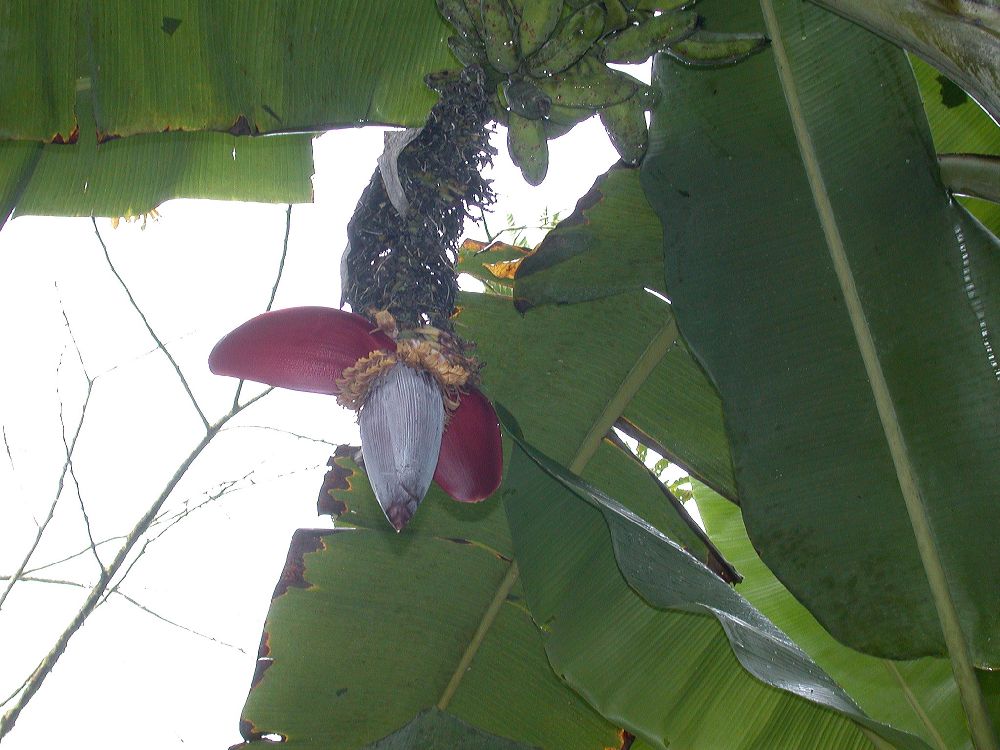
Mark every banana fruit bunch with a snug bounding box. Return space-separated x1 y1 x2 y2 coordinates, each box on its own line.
436 0 768 184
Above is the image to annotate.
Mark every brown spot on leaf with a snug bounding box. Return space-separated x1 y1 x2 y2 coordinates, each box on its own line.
271 530 328 599
161 16 182 35
251 655 273 690
317 445 360 518
708 551 742 585
446 536 471 545
234 721 286 745
50 127 79 145
606 729 635 750
238 719 259 743
229 115 260 136
97 131 121 145
257 630 271 660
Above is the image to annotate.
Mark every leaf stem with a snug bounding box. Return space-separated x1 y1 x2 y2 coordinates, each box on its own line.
92 218 210 432
570 316 678 473
436 561 520 711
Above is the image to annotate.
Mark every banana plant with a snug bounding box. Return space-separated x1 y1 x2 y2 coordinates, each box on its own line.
0 1 998 749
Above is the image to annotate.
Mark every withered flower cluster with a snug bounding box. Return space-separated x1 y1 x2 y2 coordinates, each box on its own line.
342 66 497 331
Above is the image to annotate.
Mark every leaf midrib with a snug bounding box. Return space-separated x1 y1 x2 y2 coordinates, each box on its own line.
758 2 997 748
435 312 679 712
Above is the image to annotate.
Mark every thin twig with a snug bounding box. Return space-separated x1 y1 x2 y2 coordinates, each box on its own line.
0 675 30 713
0 576 246 655
478 206 493 241
55 287 104 573
99 457 321 604
2 426 14 473
220 424 338 446
266 205 293 312
24 471 269 578
60 401 103 574
24 535 127 576
0 390 270 740
97 477 247 606
0 373 92 612
232 203 293 410
92 218 210 432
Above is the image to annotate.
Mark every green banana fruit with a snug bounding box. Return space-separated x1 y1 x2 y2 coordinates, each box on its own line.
543 104 596 139
481 0 520 73
448 34 487 66
507 112 549 185
517 0 563 57
599 94 648 165
535 55 641 108
503 76 552 119
601 9 700 63
634 0 698 10
602 0 630 35
666 30 770 67
436 0 481 41
527 3 606 77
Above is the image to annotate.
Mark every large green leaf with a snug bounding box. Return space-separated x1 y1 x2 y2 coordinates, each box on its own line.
236 450 622 749
501 417 931 750
513 165 666 308
236 286 730 748
507 172 738 501
642 0 1000 670
1 0 451 140
807 1 1000 125
1 1 452 227
361 709 539 749
695 482 973 750
0 92 313 227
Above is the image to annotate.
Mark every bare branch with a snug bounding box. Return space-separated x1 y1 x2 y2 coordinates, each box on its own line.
0 394 267 740
97 476 245 607
24 534 126 576
60 401 104 574
3 426 14 474
232 204 294 410
221 424 338 446
267 204 293 313
0 576 246 655
92 218 210 432
0 381 92 612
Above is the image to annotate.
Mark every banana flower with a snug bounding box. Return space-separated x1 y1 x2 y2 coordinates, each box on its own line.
209 307 503 531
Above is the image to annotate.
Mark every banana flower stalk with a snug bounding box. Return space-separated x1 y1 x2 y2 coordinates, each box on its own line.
209 307 503 531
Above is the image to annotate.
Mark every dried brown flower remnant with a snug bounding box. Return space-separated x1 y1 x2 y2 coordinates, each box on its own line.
342 66 497 332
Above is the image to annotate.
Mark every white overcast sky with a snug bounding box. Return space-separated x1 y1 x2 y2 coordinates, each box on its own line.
0 114 623 748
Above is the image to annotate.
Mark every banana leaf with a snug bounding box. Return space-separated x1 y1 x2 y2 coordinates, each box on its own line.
0 0 451 141
0 0 453 229
501 409 930 750
234 452 623 749
361 709 539 749
643 0 1000 672
694 482 974 750
1 92 313 225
